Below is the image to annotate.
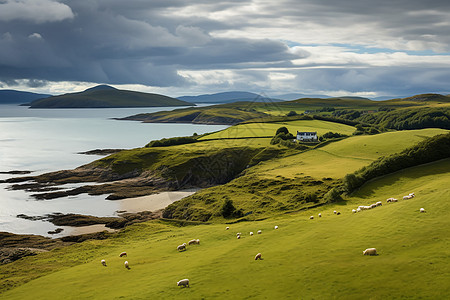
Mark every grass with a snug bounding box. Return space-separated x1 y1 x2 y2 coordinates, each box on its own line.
2 159 450 299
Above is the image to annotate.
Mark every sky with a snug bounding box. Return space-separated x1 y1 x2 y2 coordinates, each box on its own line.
1 0 450 98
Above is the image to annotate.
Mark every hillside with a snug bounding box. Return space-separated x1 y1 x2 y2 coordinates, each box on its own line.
29 85 194 108
2 157 449 299
177 91 279 103
0 90 51 104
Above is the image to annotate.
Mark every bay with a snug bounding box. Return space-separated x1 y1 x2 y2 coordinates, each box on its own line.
0 105 227 237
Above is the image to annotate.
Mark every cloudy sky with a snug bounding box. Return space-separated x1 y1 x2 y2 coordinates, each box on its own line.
1 0 450 98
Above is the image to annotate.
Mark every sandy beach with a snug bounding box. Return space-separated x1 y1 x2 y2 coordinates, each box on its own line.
116 188 200 213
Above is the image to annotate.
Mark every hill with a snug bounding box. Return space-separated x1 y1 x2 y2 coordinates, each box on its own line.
177 91 280 103
1 157 449 299
29 85 194 108
0 90 51 105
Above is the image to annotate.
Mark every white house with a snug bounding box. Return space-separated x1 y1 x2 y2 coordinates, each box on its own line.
297 131 318 141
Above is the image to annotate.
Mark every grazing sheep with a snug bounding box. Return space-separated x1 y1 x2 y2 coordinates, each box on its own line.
237 235 241 239
318 213 322 218
124 261 130 269
420 208 426 213
254 253 262 260
250 232 254 236
236 232 241 236
370 204 377 209
274 225 279 229
188 239 197 245
226 226 230 230
310 216 314 219
177 244 186 251
352 209 356 213
356 207 361 212
376 201 382 206
257 230 262 234
391 198 398 202
177 279 190 288
196 239 200 244
333 210 337 214
409 192 415 197
363 248 377 256
119 251 127 257
101 259 107 267
403 195 413 200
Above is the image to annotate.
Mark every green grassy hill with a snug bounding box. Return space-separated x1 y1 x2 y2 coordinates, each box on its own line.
29 85 193 108
2 158 449 299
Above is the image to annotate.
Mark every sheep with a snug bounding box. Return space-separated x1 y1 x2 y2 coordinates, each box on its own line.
403 195 413 200
257 230 262 234
177 279 189 288
237 235 241 239
119 251 127 257
376 201 382 206
420 208 426 213
177 244 186 251
196 239 200 244
333 210 337 214
363 248 377 256
124 261 130 269
356 208 361 212
254 253 262 260
318 213 322 218
274 225 279 229
409 192 415 197
236 232 241 236
101 259 107 267
310 216 314 219
250 232 254 236
390 198 398 202
188 239 197 246
336 211 341 215
370 204 377 209
352 209 356 213
226 226 230 230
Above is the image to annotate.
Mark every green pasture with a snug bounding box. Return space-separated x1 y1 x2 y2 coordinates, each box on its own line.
199 119 356 141
248 128 448 180
2 159 449 299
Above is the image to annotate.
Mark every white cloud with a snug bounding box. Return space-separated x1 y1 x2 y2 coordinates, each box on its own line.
0 0 74 23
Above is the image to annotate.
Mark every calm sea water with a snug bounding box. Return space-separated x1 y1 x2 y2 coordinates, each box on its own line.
0 105 227 236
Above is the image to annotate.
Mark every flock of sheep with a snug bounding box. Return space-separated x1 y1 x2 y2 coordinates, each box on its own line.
98 191 425 289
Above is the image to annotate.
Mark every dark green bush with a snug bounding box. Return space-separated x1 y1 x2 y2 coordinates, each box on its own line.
146 136 198 147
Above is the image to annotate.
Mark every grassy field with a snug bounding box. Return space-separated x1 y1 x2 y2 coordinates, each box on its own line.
2 158 449 299
199 119 356 141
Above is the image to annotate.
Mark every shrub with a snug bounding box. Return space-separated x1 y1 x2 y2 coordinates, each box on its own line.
146 136 198 147
275 126 289 135
286 110 298 116
221 199 236 218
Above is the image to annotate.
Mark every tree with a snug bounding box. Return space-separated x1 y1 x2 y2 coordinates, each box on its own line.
221 199 236 218
275 126 289 135
286 110 297 117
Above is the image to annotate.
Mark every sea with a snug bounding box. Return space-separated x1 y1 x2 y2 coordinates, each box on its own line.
0 104 227 237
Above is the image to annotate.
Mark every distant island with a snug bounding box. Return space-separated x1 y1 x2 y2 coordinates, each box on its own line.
29 85 194 108
0 90 52 105
177 91 281 103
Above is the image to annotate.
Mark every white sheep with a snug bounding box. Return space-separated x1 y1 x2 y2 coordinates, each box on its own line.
310 216 314 219
254 253 262 260
196 239 200 244
177 244 186 251
236 232 241 236
177 278 189 288
356 208 361 212
333 210 337 214
226 226 230 230
420 208 426 213
403 195 413 200
352 209 356 213
119 251 127 257
124 261 130 269
101 259 107 267
257 230 262 234
188 239 197 245
318 213 322 218
250 232 254 236
409 192 415 197
376 201 382 206
237 235 241 239
363 248 377 256
370 204 377 209
274 225 279 229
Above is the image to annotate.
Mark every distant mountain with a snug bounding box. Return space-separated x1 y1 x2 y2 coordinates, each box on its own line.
177 91 281 103
398 93 450 102
29 85 194 108
0 90 52 105
273 93 330 100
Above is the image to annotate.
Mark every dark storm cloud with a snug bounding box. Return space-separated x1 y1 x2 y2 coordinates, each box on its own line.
0 0 449 96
